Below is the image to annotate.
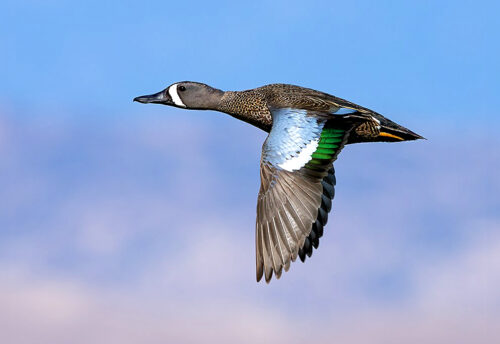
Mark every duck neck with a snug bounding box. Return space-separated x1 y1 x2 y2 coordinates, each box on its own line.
195 87 225 110
216 91 272 132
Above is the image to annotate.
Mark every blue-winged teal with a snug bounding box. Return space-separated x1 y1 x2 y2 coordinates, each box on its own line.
134 82 423 283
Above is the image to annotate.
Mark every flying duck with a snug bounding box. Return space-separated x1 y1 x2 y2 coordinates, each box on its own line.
134 82 423 283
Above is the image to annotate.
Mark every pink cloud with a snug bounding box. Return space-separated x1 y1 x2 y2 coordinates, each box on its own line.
2 227 499 344
1 110 499 343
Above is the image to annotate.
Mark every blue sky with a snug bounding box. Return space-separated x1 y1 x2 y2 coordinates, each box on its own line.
1 1 500 343
2 0 500 121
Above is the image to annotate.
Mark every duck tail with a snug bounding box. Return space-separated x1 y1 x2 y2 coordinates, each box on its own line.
376 116 425 142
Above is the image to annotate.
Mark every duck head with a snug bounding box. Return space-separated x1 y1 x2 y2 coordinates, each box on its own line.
134 81 224 110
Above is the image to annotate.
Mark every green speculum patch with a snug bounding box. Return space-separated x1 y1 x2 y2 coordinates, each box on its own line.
305 127 345 170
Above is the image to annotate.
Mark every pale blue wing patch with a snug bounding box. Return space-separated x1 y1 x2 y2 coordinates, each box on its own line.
263 108 325 172
333 107 358 115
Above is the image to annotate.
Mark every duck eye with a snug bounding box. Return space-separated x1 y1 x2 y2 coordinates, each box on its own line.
178 85 186 92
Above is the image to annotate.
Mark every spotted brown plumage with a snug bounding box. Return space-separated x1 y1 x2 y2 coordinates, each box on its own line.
219 90 272 132
134 81 424 283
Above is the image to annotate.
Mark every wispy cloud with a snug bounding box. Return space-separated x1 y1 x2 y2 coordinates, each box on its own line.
2 229 499 344
0 110 499 343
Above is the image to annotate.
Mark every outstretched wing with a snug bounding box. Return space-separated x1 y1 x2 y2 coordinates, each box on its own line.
256 108 353 282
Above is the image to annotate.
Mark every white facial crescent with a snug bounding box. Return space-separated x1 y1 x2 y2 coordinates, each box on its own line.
168 84 186 107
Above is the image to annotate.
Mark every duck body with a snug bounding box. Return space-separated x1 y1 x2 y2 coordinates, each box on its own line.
218 83 422 144
134 82 423 283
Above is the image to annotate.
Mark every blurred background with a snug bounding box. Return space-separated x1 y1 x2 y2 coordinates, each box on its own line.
1 1 499 343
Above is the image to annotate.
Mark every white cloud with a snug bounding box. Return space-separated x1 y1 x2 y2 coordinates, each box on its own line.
1 111 499 343
2 228 500 344
413 219 500 314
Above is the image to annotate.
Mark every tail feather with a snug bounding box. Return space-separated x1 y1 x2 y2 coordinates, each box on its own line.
379 123 424 142
348 113 424 144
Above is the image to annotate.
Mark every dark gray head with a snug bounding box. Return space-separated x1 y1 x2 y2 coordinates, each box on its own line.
133 81 224 110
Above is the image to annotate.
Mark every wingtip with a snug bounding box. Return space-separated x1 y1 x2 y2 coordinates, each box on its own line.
256 266 263 282
265 273 273 284
284 260 291 272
